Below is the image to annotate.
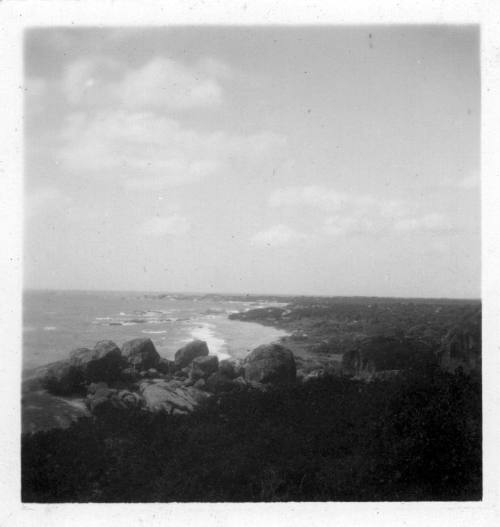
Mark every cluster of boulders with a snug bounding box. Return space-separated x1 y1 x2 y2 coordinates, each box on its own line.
37 338 297 417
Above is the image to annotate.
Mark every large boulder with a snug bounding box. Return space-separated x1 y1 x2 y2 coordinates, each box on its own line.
189 355 219 381
42 361 86 395
218 359 243 379
122 338 160 370
69 341 123 383
244 343 296 385
174 340 209 368
139 379 209 414
157 357 176 375
205 371 235 393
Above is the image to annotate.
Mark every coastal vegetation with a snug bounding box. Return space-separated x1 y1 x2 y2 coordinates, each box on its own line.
22 296 482 502
22 367 481 502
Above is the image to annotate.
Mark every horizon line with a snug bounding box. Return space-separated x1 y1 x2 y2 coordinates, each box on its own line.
22 286 481 302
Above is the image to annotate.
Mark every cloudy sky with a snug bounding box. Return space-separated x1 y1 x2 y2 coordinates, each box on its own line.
24 26 480 297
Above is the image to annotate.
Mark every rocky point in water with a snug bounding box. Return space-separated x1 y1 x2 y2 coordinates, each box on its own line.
26 338 299 427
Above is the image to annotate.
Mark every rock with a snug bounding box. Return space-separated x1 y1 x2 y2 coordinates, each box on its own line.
189 355 219 380
42 361 86 396
193 378 207 390
86 386 144 414
122 338 160 370
157 358 176 375
174 340 209 368
69 341 123 383
219 359 241 379
232 375 247 387
174 370 188 380
94 340 122 359
116 390 144 409
232 375 266 391
205 372 235 393
120 367 140 382
244 343 296 385
87 382 109 395
139 380 209 414
86 385 117 413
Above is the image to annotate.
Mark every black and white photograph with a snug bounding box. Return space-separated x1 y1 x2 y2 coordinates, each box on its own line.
1 0 500 524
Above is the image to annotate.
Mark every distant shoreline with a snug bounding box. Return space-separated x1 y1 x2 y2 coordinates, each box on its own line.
22 288 481 303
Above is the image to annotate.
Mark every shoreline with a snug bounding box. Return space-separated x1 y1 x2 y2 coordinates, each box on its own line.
21 309 290 434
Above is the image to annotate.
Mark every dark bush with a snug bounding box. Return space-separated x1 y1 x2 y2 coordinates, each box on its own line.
22 370 481 502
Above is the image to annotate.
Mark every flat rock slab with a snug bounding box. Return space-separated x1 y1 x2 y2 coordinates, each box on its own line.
139 379 210 414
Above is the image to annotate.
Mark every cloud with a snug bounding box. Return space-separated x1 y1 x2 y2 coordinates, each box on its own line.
393 213 455 233
62 57 122 106
35 54 286 190
140 215 191 237
251 224 303 248
61 56 225 111
268 185 456 238
57 110 286 188
269 185 409 219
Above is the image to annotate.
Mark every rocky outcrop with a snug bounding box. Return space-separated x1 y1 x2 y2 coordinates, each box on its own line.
86 382 143 414
157 357 176 375
139 379 209 415
205 371 236 393
174 340 209 368
42 361 86 396
244 343 296 385
42 340 123 394
33 336 300 430
122 338 160 370
189 355 219 381
69 340 123 383
219 359 243 379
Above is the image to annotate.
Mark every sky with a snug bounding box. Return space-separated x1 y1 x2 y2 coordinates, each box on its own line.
24 26 480 298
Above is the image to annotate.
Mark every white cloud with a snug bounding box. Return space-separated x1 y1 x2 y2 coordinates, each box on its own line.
251 224 303 248
61 56 225 111
269 185 410 219
57 110 286 188
62 57 122 106
50 55 287 189
268 185 456 238
394 213 455 233
119 57 223 111
140 215 191 237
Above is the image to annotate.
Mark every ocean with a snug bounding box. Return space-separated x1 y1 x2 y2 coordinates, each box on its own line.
23 290 289 372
